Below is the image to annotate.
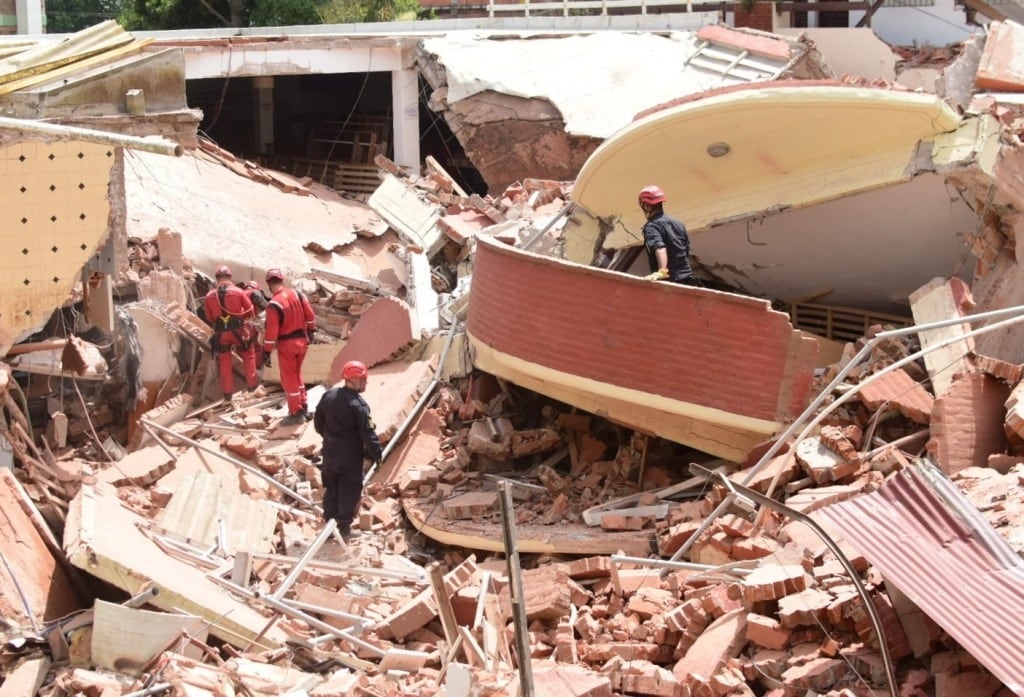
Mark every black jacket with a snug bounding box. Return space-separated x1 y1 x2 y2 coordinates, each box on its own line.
314 386 383 465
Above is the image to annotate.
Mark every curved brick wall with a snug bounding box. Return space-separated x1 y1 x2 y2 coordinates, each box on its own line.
467 237 817 423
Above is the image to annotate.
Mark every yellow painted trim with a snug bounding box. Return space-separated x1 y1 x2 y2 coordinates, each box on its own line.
467 330 780 461
403 498 656 556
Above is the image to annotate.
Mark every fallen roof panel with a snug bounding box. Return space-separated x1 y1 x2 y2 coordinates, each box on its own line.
816 462 1024 695
570 82 962 253
64 479 288 651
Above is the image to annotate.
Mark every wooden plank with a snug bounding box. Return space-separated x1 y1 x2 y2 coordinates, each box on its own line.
426 155 469 198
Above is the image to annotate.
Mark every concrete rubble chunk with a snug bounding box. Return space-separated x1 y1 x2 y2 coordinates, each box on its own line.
64 480 289 650
741 564 810 604
0 468 83 628
909 276 975 397
671 608 747 686
328 296 419 382
9 19 1024 697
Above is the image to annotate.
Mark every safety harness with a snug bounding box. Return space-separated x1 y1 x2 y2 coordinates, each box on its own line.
212 285 253 352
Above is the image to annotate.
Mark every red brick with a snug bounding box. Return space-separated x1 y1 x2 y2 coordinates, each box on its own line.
746 613 791 650
732 1 774 32
466 238 817 424
329 296 418 384
856 368 934 424
926 372 1010 475
976 20 1024 91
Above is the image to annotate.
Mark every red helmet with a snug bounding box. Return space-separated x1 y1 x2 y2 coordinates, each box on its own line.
638 185 666 206
265 268 284 282
215 264 232 278
341 360 368 380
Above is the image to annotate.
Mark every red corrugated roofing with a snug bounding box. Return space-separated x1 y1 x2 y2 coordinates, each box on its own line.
816 463 1024 696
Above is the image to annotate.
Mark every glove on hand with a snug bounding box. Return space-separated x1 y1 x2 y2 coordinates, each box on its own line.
262 352 272 368
644 268 670 281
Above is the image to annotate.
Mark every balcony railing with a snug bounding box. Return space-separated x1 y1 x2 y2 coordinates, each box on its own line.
485 0 720 17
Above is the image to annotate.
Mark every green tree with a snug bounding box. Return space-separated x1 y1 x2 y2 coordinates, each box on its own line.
250 0 323 25
118 0 250 29
47 0 124 33
318 0 419 23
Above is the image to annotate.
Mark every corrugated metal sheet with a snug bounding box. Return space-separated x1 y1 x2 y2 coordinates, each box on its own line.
816 462 1024 695
158 471 279 555
0 20 133 84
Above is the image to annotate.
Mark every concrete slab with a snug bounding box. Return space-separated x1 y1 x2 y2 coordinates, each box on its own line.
64 479 288 650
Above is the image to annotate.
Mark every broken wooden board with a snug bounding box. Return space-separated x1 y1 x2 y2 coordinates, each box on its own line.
64 480 288 650
402 497 655 557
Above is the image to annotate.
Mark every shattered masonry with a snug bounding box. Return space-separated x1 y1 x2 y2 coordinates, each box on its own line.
6 16 1024 697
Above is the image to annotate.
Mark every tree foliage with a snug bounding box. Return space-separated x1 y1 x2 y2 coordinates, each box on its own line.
118 0 251 29
318 0 420 24
250 0 323 25
46 0 124 33
48 0 420 33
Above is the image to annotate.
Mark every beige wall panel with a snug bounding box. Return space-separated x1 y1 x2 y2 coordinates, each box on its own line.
0 139 113 353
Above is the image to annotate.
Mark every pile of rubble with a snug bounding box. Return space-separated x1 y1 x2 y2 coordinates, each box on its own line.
5 81 1024 696
3 268 1024 697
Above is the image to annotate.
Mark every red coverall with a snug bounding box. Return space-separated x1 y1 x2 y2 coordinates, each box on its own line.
264 288 316 416
203 282 257 397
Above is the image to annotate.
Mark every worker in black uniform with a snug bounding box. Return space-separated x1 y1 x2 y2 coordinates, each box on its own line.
638 185 703 287
313 360 382 540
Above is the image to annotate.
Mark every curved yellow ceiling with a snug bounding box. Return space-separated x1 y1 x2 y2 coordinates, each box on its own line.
571 83 961 251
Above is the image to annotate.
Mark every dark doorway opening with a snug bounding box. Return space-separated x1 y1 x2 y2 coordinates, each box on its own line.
185 71 484 196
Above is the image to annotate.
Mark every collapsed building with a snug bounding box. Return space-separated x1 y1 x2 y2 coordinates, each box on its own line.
4 14 1024 697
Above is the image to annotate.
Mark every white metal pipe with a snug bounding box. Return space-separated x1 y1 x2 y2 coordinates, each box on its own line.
0 116 183 157
282 598 368 628
742 303 1024 489
142 418 318 510
272 519 337 601
612 554 752 576
754 307 1024 501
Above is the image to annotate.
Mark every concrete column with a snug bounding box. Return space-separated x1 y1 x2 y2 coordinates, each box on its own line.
391 67 420 172
16 0 43 34
253 76 275 155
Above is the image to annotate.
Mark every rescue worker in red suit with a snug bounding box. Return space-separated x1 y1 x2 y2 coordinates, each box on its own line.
262 268 316 425
314 360 382 540
203 265 258 399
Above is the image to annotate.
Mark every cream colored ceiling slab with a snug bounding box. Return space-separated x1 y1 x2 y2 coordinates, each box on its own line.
0 138 113 353
570 84 962 255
